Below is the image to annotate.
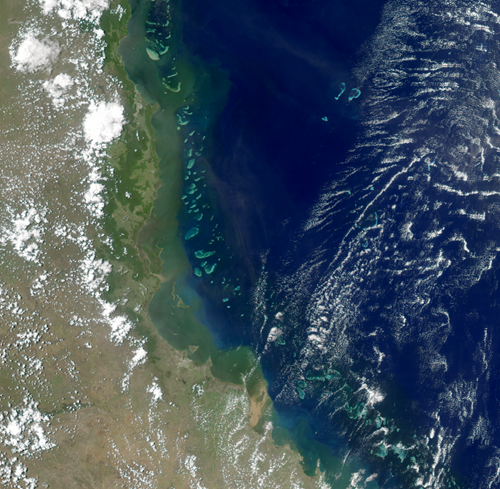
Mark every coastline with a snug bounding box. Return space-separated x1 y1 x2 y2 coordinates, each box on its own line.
99 0 376 487
0 0 333 485
0 0 370 485
103 0 333 486
108 2 363 487
112 0 273 395
87 0 335 486
95 1 472 487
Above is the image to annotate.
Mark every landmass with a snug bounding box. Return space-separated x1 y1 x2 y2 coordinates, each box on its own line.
0 0 331 487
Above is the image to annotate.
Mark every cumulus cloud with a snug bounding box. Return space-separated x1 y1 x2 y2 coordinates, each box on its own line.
0 207 46 264
11 34 60 73
83 101 125 146
39 0 58 14
0 396 55 456
43 73 73 107
40 0 110 19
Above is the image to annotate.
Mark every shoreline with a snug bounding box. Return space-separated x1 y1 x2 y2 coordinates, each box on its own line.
102 1 363 487
0 0 334 485
113 0 277 434
109 3 350 486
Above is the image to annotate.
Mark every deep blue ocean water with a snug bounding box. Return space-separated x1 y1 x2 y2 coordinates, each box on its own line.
178 0 376 344
139 0 500 487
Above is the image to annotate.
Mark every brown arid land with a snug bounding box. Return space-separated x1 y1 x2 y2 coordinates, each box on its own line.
0 0 331 487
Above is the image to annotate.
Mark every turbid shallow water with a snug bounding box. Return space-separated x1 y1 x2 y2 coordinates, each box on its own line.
119 0 263 390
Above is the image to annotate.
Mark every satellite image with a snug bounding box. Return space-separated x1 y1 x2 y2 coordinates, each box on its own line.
1 0 500 487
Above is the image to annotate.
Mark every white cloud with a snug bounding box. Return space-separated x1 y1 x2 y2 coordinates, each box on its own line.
267 327 281 342
40 0 110 19
83 166 106 218
0 207 46 263
79 250 112 295
129 347 147 369
147 382 163 403
43 73 74 107
109 315 133 345
0 397 55 456
121 346 147 392
83 101 125 147
39 0 58 14
100 300 133 345
11 34 60 73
